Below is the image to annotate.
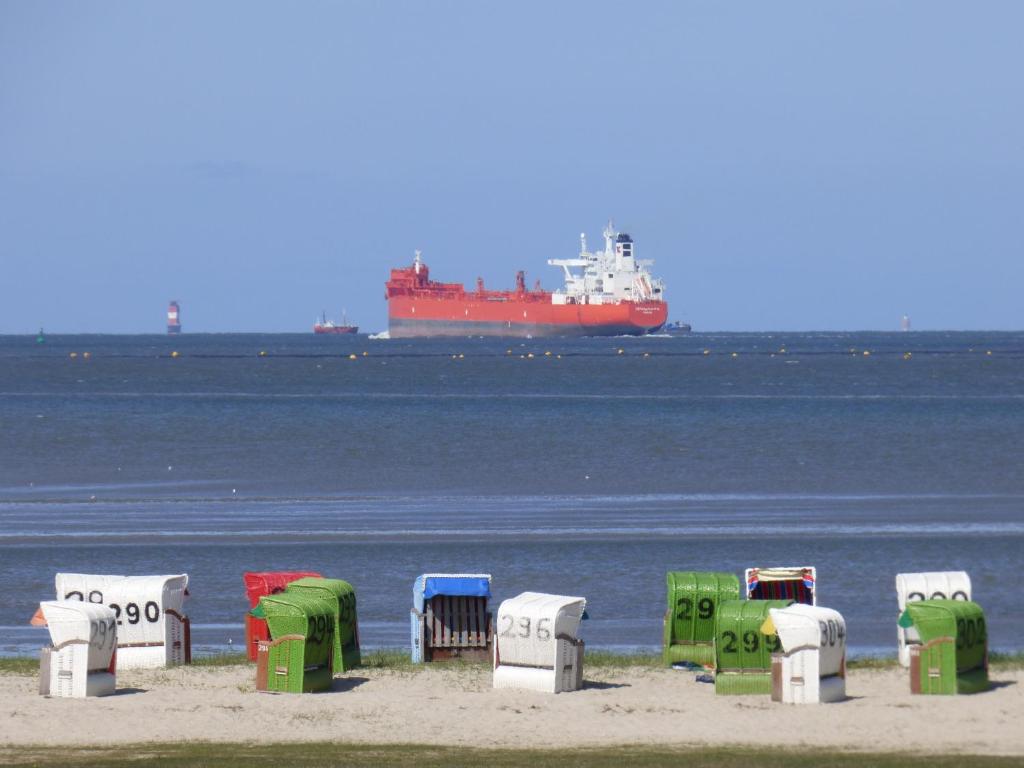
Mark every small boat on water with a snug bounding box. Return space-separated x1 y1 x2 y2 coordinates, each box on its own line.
663 320 691 335
313 310 358 335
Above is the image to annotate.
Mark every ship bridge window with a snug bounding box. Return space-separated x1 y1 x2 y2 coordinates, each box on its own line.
608 273 613 278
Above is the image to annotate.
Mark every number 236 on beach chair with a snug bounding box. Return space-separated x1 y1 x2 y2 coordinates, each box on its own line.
492 592 586 693
410 573 493 663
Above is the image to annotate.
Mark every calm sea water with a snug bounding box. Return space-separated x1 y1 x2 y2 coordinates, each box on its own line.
1 331 1022 657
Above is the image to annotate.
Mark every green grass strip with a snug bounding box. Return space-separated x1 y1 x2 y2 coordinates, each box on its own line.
0 743 1019 768
3 649 1023 676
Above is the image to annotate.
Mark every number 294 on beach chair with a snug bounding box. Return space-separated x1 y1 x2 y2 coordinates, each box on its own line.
253 592 335 693
492 592 586 693
410 573 493 663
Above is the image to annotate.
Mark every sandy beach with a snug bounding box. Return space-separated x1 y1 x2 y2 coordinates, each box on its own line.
1 664 1020 757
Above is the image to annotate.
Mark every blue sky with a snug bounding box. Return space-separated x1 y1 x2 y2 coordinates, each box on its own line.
1 1 1021 332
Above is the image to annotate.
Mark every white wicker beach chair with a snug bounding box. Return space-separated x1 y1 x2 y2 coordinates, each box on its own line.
895 571 971 667
55 573 190 669
38 600 117 698
768 603 847 704
492 592 585 693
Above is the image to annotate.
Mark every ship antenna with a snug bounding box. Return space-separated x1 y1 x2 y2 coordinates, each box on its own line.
414 249 422 274
580 232 587 255
603 219 615 255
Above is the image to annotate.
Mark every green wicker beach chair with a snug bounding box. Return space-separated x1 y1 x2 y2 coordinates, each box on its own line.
286 577 361 672
663 571 740 667
254 592 335 693
713 599 791 695
901 599 989 695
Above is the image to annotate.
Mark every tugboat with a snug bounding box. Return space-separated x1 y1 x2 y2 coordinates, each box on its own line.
313 310 358 335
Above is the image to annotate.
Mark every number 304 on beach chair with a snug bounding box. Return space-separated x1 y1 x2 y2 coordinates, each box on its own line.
253 592 335 693
493 592 586 693
663 571 740 667
766 603 847 704
35 601 117 698
410 573 493 663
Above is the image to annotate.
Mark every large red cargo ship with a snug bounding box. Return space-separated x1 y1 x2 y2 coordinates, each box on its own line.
385 222 667 337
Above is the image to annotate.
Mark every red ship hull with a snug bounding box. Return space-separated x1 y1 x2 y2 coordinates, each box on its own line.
313 324 358 335
387 295 666 337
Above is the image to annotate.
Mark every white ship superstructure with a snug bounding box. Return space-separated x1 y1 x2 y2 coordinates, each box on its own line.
548 222 665 306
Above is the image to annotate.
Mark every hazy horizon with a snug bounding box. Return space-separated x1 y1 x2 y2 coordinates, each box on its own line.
2 2 1022 333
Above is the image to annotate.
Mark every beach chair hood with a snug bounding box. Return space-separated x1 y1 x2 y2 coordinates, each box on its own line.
413 573 491 612
40 600 117 670
767 604 846 677
243 571 322 608
495 592 585 668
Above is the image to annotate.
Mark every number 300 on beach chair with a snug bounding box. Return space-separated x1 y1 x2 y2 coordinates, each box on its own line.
410 573 493 663
493 592 586 693
895 571 971 667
